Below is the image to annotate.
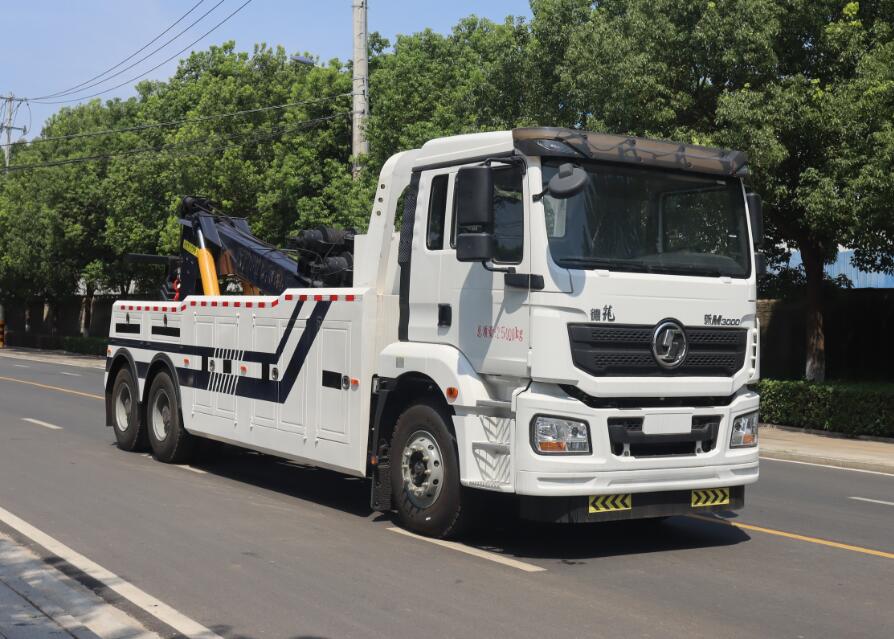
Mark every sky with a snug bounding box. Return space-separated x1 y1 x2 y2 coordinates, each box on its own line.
1 0 532 137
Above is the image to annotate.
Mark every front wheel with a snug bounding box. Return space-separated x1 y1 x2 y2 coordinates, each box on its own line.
390 402 468 538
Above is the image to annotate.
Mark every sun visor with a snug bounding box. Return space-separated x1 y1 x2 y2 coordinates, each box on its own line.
513 127 748 177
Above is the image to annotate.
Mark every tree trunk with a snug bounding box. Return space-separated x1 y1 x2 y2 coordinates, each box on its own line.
43 300 56 336
802 244 825 382
81 289 94 337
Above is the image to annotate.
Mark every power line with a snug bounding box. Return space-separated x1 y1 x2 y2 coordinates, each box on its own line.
32 0 254 105
0 93 355 148
35 0 226 101
4 111 352 172
34 0 210 100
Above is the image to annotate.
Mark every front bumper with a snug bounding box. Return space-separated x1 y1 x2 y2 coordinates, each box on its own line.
519 486 745 523
512 383 759 497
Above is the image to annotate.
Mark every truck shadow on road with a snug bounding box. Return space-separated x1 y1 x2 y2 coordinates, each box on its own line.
462 514 751 562
190 442 750 560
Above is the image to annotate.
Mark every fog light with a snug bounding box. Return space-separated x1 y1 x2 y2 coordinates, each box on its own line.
531 415 591 455
730 410 759 448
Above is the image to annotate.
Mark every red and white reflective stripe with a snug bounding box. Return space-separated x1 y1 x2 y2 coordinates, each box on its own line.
119 293 360 312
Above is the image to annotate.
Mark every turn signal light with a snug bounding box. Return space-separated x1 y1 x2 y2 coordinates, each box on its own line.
445 386 459 401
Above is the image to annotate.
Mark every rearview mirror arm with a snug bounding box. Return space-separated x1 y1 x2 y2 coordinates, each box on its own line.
482 261 516 274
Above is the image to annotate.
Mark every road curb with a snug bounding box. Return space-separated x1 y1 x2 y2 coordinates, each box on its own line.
0 348 104 370
761 451 894 475
762 422 894 445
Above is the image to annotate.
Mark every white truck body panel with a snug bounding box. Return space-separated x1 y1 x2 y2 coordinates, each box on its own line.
105 128 762 524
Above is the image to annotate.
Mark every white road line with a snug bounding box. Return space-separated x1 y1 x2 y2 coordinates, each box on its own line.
14 363 29 368
179 465 207 475
59 371 81 377
849 496 894 507
0 505 224 639
760 456 894 478
387 527 546 573
22 418 63 431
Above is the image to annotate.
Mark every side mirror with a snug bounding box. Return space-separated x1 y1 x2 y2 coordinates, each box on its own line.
746 192 763 248
548 163 588 199
454 166 495 263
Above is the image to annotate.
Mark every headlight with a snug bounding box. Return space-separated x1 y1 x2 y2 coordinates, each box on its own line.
531 415 591 455
730 410 759 448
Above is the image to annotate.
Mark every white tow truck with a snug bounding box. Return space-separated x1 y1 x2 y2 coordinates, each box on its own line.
105 127 762 537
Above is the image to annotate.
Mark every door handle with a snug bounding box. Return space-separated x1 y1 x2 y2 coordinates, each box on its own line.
438 304 452 328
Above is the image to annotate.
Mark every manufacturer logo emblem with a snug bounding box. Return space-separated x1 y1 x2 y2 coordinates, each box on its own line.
652 321 687 369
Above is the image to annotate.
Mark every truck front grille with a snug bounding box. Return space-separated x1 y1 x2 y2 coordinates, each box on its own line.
607 416 721 458
568 323 747 377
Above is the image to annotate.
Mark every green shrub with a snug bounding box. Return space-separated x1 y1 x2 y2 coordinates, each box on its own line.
60 336 108 356
757 379 894 438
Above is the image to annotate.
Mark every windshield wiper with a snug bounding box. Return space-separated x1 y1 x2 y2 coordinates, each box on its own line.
558 257 733 277
557 257 653 272
646 263 727 277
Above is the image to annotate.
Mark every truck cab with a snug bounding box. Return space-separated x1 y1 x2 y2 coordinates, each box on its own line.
369 127 760 527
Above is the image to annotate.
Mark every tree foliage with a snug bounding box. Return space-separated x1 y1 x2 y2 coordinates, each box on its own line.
1 2 893 381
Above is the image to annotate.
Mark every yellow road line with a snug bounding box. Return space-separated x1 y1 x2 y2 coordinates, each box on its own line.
690 515 894 560
0 376 103 401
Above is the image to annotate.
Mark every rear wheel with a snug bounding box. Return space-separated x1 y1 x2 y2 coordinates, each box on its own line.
111 367 147 451
390 402 467 538
146 370 195 463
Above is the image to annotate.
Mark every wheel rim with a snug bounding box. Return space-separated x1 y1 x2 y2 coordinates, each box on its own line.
114 384 132 432
400 430 445 509
151 388 172 442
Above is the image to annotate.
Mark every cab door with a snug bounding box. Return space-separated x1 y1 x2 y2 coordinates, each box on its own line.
408 163 531 377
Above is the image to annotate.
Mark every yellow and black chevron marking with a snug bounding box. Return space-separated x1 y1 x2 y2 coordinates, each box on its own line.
588 494 632 513
691 488 730 507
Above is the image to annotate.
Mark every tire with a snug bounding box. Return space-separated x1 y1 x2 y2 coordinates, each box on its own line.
110 367 147 451
146 370 195 463
390 402 468 538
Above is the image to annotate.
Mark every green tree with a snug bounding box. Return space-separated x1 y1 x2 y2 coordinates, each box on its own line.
551 0 894 381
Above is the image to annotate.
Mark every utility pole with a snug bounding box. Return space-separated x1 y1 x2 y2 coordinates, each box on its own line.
1 94 27 172
0 93 26 347
352 0 369 179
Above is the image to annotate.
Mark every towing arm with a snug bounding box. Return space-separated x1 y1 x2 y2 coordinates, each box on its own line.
145 196 355 299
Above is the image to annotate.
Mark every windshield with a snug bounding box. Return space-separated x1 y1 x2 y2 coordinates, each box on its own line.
541 160 751 278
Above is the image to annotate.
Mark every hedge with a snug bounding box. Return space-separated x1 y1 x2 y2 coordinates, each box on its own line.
60 336 108 356
4 331 107 356
757 379 894 439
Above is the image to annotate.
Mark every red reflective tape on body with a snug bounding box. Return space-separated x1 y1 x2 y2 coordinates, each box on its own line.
211 301 218 307
200 301 207 307
234 301 241 308
345 295 355 302
285 294 293 301
330 295 339 301
300 295 308 302
314 295 323 302
246 302 253 308
190 301 196 307
258 302 266 308
222 301 229 307
271 299 279 307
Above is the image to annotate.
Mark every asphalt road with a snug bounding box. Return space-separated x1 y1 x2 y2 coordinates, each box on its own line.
0 354 892 639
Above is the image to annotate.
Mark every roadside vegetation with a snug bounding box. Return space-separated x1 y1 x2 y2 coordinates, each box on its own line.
1 1 893 411
758 379 894 438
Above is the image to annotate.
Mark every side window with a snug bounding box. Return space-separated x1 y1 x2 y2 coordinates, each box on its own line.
426 174 449 250
493 167 524 263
